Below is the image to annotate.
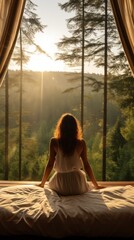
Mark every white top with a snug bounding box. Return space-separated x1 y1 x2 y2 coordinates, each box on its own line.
54 148 83 172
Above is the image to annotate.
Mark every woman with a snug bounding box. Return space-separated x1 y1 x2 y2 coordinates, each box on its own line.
39 113 102 195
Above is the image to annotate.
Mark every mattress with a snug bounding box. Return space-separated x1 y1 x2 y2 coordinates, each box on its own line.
0 183 134 238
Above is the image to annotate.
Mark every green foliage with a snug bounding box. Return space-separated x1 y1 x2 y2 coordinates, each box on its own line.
106 116 134 180
9 154 19 180
107 118 126 162
121 113 134 142
37 121 52 155
0 70 134 181
57 0 130 75
109 75 134 109
31 154 49 181
87 132 102 180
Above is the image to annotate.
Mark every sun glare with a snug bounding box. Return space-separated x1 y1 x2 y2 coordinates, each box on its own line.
25 32 104 74
27 53 66 72
25 33 68 72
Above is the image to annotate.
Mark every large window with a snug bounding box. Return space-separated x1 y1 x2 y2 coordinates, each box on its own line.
0 0 134 182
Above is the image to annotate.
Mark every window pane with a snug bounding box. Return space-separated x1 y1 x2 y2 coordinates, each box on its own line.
0 0 133 182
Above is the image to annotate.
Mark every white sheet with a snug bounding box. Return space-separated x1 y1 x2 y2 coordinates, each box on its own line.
0 183 134 237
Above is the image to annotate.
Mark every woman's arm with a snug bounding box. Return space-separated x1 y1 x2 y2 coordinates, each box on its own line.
39 138 56 187
80 139 102 189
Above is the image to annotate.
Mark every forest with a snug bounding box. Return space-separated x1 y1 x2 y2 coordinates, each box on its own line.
0 69 134 182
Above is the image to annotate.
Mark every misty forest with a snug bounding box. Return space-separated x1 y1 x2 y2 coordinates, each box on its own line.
0 70 134 182
0 0 134 182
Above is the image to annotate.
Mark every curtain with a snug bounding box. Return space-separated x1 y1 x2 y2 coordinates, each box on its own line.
0 0 26 86
110 0 134 75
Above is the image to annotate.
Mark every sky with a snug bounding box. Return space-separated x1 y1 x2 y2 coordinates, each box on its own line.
26 0 73 72
15 0 104 74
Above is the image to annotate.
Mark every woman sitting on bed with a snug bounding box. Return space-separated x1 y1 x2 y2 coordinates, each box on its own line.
39 113 102 195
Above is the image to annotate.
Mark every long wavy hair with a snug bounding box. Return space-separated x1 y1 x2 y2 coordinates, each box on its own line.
54 113 83 156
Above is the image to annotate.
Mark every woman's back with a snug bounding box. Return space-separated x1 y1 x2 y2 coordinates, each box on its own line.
54 146 83 172
48 138 89 196
39 113 100 194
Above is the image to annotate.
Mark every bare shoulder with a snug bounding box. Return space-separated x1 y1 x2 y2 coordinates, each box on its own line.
77 138 86 146
76 139 86 152
50 137 58 147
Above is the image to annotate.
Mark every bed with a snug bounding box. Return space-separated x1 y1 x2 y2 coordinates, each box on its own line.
0 182 134 239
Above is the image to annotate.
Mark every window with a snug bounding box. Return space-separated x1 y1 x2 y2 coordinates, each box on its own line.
0 0 134 182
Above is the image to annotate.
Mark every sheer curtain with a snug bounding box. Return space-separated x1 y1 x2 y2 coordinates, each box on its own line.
110 0 134 75
0 0 26 86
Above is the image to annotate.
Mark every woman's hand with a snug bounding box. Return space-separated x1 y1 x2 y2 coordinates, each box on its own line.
96 184 105 189
37 183 44 188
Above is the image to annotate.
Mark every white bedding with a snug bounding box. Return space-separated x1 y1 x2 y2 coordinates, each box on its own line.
0 183 134 238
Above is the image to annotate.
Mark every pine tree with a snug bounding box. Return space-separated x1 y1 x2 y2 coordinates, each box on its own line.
106 118 127 180
11 0 47 66
56 0 129 75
